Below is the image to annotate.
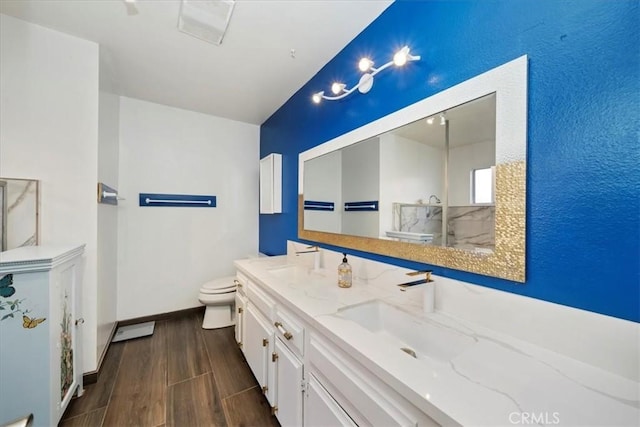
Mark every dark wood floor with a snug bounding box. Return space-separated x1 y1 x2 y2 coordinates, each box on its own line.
60 312 279 427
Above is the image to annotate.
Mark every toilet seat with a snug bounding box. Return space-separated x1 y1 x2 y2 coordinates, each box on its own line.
200 277 236 295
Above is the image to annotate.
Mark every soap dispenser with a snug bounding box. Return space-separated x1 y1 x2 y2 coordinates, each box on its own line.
338 253 352 288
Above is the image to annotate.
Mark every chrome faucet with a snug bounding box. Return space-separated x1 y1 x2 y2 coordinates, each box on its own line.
429 195 441 204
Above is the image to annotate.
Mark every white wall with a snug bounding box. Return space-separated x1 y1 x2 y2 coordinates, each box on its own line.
303 150 342 233
341 138 380 238
448 140 495 206
0 14 100 370
96 91 119 362
379 134 444 236
117 97 259 320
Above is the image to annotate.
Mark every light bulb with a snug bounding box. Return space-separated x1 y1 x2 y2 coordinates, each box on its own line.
439 113 446 125
393 46 410 66
312 91 323 104
358 58 373 72
331 82 345 95
426 117 434 125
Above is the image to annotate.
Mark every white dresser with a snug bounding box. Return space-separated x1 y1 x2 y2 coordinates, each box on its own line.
0 245 85 427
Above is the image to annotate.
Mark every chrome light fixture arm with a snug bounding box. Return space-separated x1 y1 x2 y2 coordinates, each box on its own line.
312 46 420 103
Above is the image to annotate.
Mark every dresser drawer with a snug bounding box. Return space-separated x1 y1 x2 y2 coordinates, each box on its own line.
274 306 305 357
309 333 437 427
247 280 275 320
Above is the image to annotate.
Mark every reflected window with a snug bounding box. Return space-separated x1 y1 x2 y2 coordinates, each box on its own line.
472 167 493 203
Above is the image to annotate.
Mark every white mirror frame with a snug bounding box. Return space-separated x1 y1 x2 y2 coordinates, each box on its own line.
299 55 528 282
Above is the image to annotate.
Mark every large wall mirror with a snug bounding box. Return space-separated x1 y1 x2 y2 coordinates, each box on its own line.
299 56 527 282
0 178 39 252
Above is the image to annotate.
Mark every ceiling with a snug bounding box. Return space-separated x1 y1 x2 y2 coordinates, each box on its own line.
393 93 496 148
0 0 392 125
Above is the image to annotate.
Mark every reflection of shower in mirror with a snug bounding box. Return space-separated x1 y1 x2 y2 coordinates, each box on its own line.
392 203 443 245
0 181 5 251
0 178 39 252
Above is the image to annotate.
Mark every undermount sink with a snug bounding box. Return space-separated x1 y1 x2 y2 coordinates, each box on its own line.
337 300 475 363
267 264 324 282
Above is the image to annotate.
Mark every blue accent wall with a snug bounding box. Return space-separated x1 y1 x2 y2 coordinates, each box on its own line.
260 0 640 322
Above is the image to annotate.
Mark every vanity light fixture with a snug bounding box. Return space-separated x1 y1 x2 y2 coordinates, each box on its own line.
331 82 346 95
312 46 420 103
358 58 374 72
426 113 447 125
312 91 324 103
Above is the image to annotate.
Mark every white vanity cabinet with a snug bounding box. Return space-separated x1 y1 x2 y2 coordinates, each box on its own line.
271 305 305 426
242 280 277 405
240 275 306 425
0 245 85 427
273 337 304 426
237 266 438 427
308 332 438 427
244 304 275 403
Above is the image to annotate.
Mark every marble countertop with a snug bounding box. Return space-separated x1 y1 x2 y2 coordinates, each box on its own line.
235 256 640 426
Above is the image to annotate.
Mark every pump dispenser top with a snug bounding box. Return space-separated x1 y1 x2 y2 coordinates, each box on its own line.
338 253 352 288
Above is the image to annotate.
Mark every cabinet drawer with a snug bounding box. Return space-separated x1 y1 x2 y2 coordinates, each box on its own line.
306 374 357 427
274 307 305 357
309 334 437 427
247 280 275 320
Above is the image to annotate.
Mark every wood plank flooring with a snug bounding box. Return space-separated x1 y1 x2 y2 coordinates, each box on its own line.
60 312 279 427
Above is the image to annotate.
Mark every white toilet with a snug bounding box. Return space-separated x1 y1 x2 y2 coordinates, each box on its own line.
198 276 237 329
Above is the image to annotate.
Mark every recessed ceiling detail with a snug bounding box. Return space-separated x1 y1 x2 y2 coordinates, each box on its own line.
177 0 235 46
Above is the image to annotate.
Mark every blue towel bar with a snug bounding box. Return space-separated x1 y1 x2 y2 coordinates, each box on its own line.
139 193 217 207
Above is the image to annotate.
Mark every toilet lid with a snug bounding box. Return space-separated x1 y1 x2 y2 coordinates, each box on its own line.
200 276 236 294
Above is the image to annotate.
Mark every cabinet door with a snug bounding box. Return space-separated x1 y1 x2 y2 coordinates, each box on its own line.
235 292 246 349
244 305 274 401
273 338 303 427
58 263 80 413
305 375 356 427
259 153 282 214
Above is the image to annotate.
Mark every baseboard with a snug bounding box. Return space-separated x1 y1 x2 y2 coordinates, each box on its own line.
118 306 205 327
82 321 118 385
81 307 205 385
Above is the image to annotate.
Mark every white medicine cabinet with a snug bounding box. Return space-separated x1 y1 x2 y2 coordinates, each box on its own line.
260 153 282 214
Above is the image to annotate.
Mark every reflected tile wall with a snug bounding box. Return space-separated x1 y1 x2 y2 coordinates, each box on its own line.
391 204 495 250
447 206 495 250
1 179 38 250
392 204 443 245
